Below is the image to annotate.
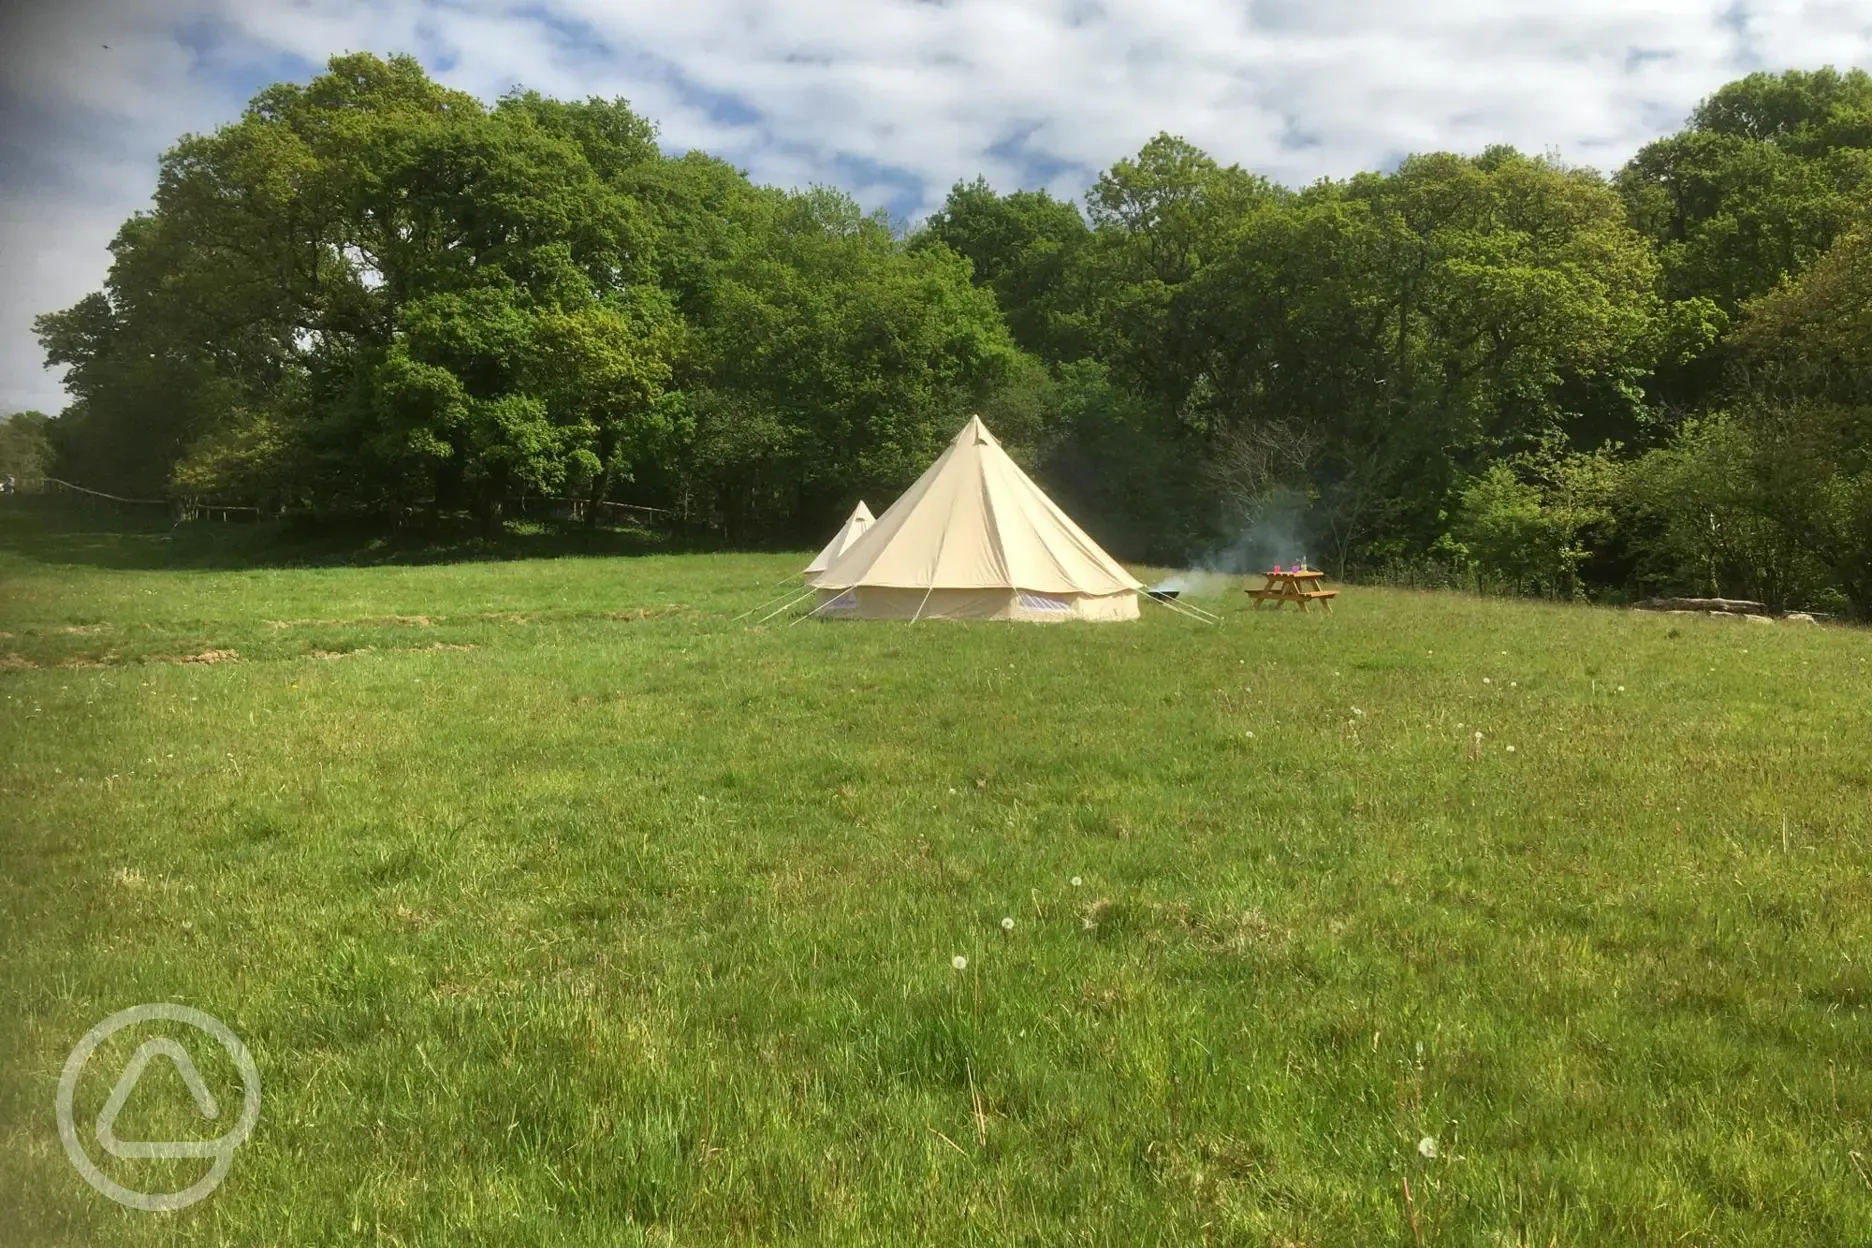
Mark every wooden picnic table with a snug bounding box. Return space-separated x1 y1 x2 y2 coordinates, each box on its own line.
1245 568 1338 613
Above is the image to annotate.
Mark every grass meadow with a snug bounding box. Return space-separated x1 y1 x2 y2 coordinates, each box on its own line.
1 504 1869 1246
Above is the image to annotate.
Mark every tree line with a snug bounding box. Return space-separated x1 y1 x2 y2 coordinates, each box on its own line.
18 55 1872 615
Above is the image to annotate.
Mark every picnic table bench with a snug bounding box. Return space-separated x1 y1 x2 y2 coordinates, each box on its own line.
1246 568 1337 613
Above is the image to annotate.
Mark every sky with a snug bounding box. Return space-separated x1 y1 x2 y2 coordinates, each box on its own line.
2 0 1869 416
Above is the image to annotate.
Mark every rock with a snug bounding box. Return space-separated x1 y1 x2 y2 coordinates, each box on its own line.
1705 610 1744 622
1783 612 1819 626
1744 613 1774 625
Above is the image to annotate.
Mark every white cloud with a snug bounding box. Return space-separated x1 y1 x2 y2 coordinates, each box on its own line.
5 0 1872 414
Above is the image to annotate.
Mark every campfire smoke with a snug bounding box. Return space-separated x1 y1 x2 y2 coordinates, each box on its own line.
1152 485 1314 595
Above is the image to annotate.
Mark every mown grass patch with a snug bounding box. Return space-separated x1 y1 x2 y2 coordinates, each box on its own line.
2 509 1869 1245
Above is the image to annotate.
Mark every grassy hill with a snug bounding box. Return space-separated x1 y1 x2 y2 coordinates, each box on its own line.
2 507 1868 1245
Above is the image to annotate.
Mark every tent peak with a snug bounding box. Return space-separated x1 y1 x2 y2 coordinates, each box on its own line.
960 415 997 446
804 500 879 577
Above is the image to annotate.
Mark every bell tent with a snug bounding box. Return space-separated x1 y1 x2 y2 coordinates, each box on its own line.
803 501 876 580
807 416 1142 621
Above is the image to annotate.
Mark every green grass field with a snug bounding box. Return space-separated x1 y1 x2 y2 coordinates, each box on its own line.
2 505 1869 1246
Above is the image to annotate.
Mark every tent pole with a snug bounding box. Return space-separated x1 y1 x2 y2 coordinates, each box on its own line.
907 482 961 625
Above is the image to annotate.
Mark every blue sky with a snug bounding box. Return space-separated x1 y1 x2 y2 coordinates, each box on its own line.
3 0 1869 414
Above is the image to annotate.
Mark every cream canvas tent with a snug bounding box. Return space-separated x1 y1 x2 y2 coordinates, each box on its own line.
803 501 875 580
807 416 1143 621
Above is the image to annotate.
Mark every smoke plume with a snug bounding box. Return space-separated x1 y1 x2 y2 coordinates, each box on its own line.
1153 486 1315 597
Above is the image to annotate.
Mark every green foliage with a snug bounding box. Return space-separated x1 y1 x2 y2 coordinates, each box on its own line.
1725 226 1872 613
917 178 1095 362
27 59 1872 611
1183 150 1660 568
1618 413 1827 608
34 53 674 518
1455 444 1621 599
0 412 53 485
1453 465 1547 590
662 186 1028 539
1609 226 1872 616
1620 68 1872 313
1616 67 1872 413
1083 135 1285 402
1034 359 1204 562
35 53 1029 541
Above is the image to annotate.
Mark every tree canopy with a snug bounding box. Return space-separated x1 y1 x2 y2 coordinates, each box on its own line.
31 56 1872 614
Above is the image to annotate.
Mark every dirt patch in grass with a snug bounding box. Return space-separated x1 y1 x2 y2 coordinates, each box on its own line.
172 648 241 664
57 654 118 669
268 614 436 629
0 653 38 671
307 642 476 659
603 605 688 622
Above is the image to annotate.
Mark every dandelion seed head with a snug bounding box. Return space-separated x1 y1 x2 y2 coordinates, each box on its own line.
1070 876 1083 888
1418 1136 1438 1159
1001 916 1015 932
952 955 967 971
